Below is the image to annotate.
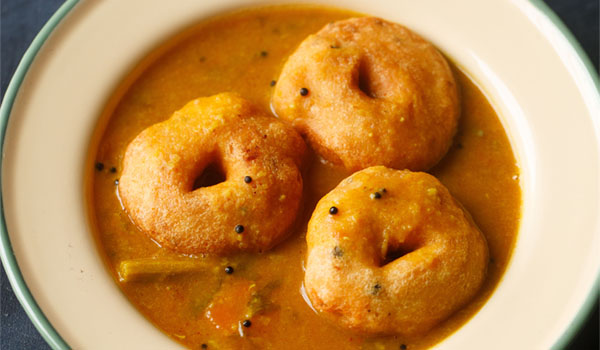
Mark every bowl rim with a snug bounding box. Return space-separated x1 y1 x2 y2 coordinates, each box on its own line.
0 1 597 349
0 2 78 349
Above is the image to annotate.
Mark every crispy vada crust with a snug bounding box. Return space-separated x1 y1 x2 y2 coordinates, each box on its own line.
304 166 488 336
119 93 306 254
272 17 459 172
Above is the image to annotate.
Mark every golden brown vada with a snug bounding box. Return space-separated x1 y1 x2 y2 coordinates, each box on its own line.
304 166 488 336
119 93 306 254
272 17 459 172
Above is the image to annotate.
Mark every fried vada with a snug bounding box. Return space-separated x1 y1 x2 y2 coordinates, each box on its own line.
304 166 488 336
272 17 460 172
119 93 306 254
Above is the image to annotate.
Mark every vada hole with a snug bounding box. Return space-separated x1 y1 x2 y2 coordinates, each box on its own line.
382 247 413 266
357 59 377 98
192 163 226 190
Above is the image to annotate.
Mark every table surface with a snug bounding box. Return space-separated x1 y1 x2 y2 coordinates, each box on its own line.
1 0 598 349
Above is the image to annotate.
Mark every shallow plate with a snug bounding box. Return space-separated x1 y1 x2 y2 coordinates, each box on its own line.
1 0 598 349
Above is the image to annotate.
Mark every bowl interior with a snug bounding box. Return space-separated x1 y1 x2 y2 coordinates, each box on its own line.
1 0 598 349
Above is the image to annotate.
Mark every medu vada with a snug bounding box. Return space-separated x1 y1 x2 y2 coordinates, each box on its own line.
119 93 306 254
272 17 460 172
304 166 488 336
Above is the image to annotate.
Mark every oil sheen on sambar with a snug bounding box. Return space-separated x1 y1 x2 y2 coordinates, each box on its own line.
89 5 521 350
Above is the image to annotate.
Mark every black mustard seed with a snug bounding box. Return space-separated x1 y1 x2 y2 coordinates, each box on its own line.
235 225 245 234
244 176 252 184
329 206 338 215
95 162 104 171
299 87 309 96
225 266 234 274
242 320 252 327
372 283 382 295
333 246 343 257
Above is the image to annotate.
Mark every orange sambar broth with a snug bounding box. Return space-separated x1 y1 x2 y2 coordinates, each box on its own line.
88 5 521 350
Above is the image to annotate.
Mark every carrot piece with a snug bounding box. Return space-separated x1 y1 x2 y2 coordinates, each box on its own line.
205 279 255 335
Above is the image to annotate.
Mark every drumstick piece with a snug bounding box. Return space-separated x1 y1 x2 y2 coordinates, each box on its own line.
117 258 211 282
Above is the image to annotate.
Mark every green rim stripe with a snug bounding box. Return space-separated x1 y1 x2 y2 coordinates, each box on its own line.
0 1 79 349
524 3 600 350
0 1 598 350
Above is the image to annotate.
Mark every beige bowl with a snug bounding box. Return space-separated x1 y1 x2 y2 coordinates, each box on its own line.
1 0 598 349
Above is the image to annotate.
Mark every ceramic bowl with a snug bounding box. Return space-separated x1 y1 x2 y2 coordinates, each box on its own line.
1 0 598 349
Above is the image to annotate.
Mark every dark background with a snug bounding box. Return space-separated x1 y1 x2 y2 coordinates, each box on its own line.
1 0 598 349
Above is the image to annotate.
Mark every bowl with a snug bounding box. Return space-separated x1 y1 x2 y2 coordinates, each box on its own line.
1 0 598 349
